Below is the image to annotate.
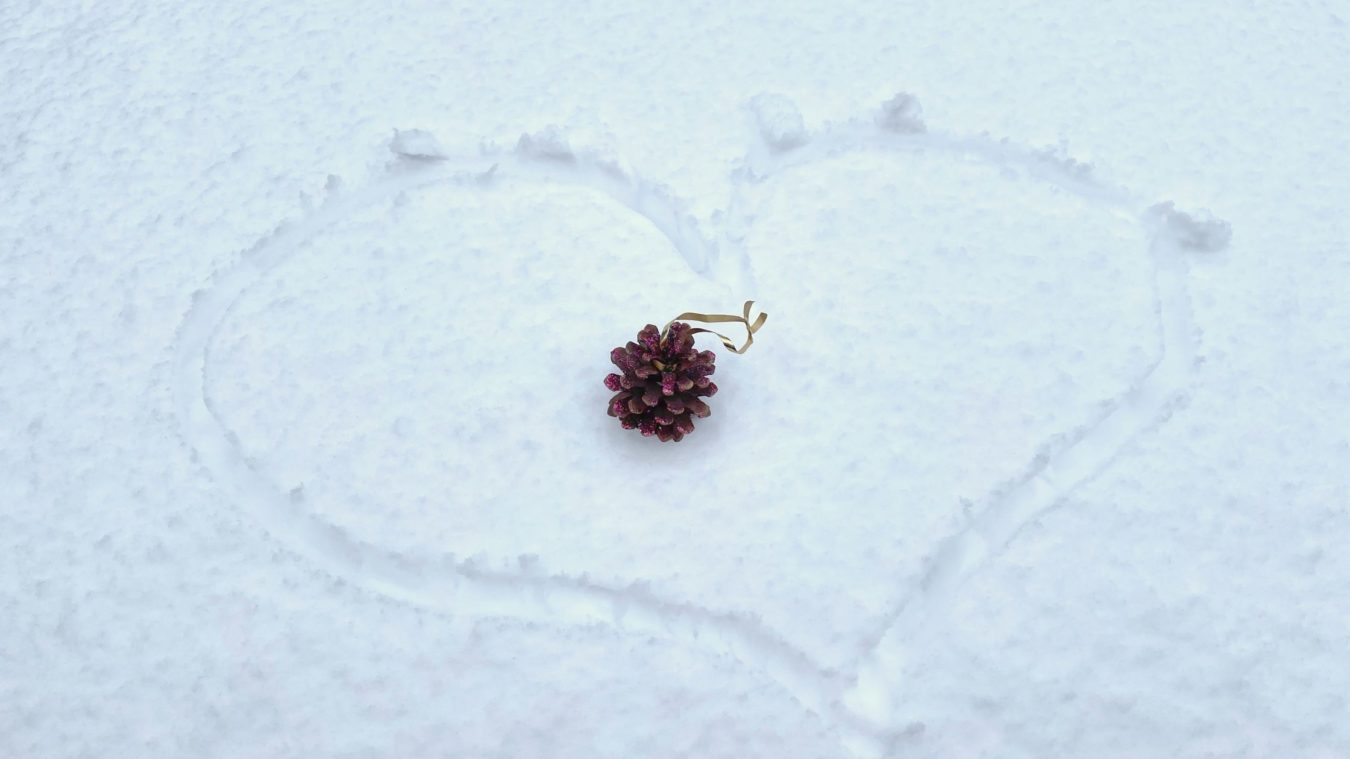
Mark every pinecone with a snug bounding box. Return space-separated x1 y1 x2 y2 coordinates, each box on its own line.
605 322 717 442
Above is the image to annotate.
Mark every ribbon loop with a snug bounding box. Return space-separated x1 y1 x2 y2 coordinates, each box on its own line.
662 300 768 354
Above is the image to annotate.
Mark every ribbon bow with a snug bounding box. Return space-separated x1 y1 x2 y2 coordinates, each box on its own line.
662 300 768 354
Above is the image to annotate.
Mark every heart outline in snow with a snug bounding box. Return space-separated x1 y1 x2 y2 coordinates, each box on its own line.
172 93 1230 756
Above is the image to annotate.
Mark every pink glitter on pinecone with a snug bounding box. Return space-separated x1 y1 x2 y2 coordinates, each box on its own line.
605 322 717 442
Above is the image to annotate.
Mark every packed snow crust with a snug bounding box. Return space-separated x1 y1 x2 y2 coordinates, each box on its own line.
4 1 1349 758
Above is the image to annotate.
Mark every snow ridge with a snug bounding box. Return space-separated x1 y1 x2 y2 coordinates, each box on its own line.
172 98 1227 757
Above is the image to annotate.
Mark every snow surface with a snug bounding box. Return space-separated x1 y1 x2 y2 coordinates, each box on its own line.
3 1 1349 757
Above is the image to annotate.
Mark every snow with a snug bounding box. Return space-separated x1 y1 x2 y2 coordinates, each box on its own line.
3 1 1349 757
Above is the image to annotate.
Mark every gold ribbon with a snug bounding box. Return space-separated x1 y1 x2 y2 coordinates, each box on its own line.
662 300 768 354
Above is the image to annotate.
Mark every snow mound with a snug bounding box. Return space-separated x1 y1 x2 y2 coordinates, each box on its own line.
875 92 925 134
750 93 809 151
1148 201 1232 252
516 126 576 162
390 129 448 160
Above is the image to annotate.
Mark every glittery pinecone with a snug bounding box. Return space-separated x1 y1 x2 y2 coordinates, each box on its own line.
605 322 717 442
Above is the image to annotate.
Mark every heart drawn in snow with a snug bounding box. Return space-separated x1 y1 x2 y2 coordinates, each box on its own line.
174 93 1229 751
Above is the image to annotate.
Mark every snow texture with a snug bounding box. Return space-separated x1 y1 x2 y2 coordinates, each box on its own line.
3 2 1349 758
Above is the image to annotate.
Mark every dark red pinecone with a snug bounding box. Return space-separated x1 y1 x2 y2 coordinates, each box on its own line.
605 322 717 442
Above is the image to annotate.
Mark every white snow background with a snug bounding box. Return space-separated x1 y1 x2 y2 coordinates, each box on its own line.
3 1 1349 757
